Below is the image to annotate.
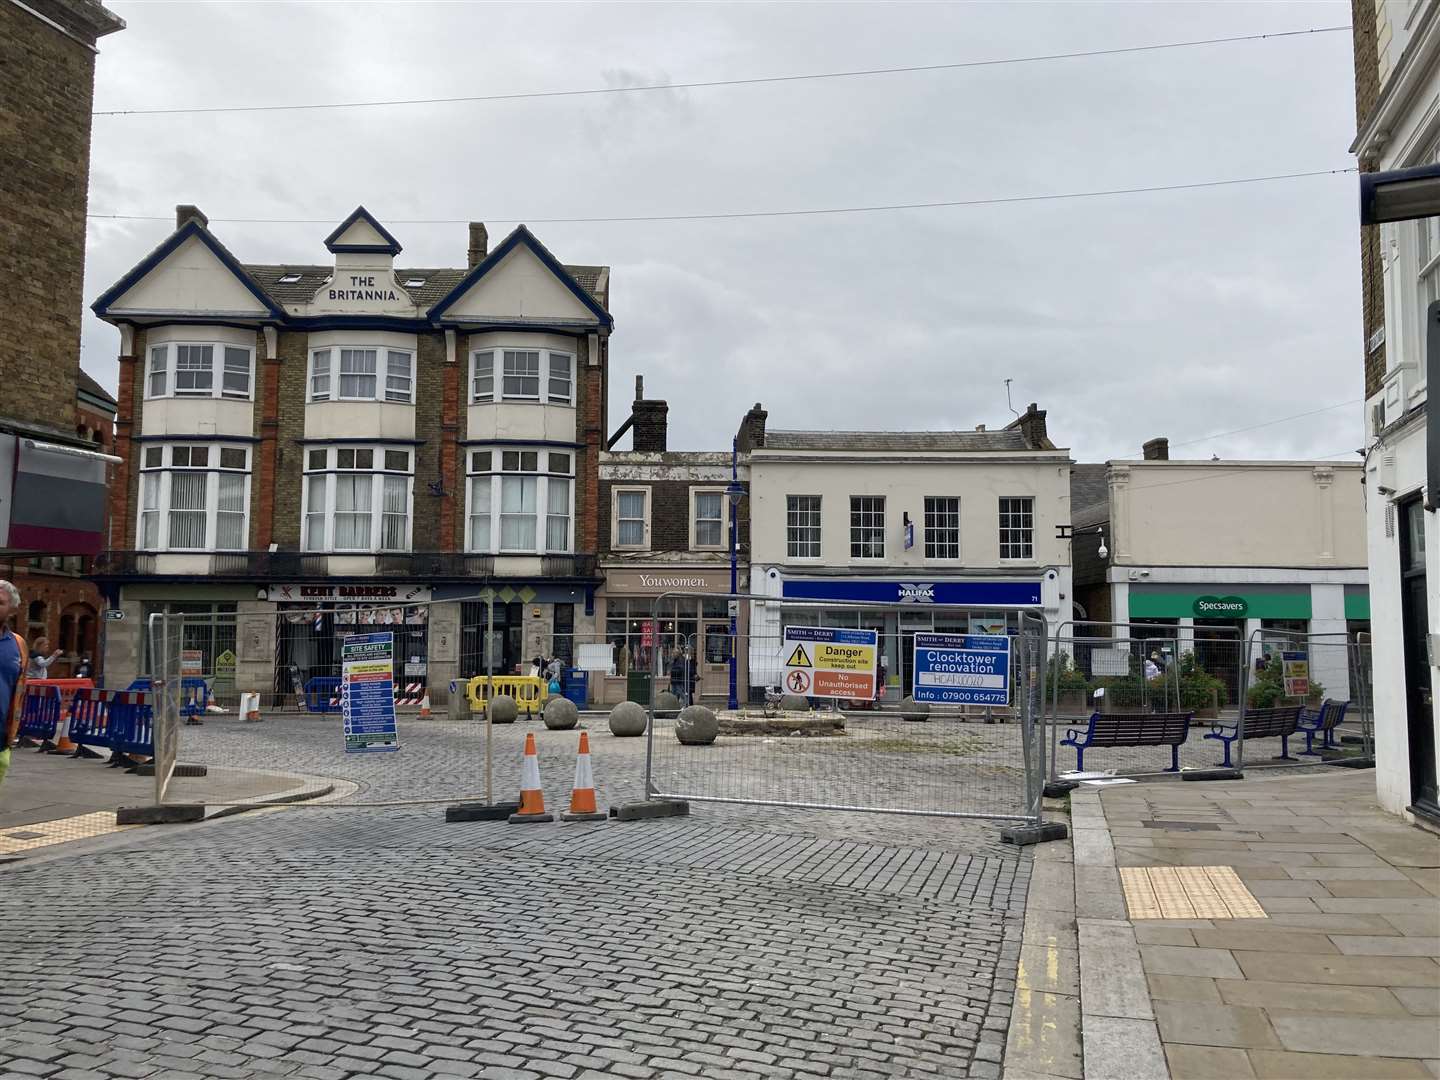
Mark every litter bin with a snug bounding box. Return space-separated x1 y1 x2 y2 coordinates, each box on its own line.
626 671 652 705
564 668 588 708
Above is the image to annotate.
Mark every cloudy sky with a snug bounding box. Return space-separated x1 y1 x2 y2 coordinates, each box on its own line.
83 0 1360 463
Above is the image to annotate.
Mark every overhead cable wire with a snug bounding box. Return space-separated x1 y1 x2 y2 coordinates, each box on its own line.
92 25 1352 117
1163 398 1363 450
87 167 1358 228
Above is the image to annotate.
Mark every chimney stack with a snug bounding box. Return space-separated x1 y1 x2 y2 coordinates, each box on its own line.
1006 402 1050 449
175 204 207 230
1142 437 1170 461
737 402 768 452
630 375 668 452
467 222 489 268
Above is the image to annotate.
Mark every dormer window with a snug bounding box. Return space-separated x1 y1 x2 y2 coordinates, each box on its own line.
146 342 253 401
470 347 575 406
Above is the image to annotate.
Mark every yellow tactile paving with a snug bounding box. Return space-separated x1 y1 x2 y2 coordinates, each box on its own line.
1120 866 1268 920
0 811 137 855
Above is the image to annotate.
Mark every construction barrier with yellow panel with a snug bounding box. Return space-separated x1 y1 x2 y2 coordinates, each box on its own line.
465 675 549 716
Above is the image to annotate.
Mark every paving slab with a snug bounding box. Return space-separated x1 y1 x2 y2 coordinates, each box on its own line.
1078 920 1151 1020
1015 944 1079 997
1392 987 1440 1015
1153 1001 1282 1050
1233 949 1440 987
1215 978 1409 1014
1133 925 1195 946
1325 879 1435 898
1386 914 1440 936
1344 830 1440 869
1146 974 1221 1003
1079 1016 1167 1080
1003 989 1082 1080
1163 1044 1256 1079
1138 944 1244 980
1269 1012 1440 1059
1191 927 1338 953
1332 936 1440 956
1247 1049 1434 1079
1073 864 1125 920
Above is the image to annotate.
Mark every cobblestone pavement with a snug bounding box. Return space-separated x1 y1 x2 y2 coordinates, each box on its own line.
1 738 1029 1079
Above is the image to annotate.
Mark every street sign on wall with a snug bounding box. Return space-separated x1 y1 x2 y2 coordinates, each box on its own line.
782 626 878 699
912 633 1011 706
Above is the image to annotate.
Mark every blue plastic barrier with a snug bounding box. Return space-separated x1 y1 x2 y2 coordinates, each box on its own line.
126 678 152 691
304 677 342 714
67 688 114 754
107 690 154 761
181 678 210 721
17 686 61 742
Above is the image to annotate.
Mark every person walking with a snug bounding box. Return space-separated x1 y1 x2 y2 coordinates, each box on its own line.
0 580 31 790
26 635 61 679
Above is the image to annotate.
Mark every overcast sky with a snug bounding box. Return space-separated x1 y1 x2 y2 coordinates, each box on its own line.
82 0 1360 463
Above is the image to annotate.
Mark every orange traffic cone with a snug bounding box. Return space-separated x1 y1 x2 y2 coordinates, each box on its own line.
419 693 432 718
562 731 607 822
508 732 553 823
53 702 79 754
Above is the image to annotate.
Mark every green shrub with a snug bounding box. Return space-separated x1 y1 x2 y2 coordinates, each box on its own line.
1176 651 1229 710
1042 653 1091 697
1246 652 1324 708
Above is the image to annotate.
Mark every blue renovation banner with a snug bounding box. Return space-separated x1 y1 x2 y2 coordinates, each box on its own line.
342 632 399 753
912 633 1011 706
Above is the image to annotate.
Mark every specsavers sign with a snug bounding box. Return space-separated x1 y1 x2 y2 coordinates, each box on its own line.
782 626 878 699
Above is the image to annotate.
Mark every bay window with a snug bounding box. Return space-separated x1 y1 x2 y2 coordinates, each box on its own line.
309 347 414 403
145 342 253 400
302 445 413 552
470 347 575 405
466 447 574 554
136 443 251 551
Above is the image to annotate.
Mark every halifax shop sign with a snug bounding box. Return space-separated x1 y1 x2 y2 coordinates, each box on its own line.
781 579 1042 607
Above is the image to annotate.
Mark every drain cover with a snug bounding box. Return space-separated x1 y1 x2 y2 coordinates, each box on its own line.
4 830 46 841
1142 820 1221 831
1121 866 1267 919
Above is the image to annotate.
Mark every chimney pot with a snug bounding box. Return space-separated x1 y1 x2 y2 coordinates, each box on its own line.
175 204 207 230
467 222 489 268
635 375 644 402
1142 437 1170 461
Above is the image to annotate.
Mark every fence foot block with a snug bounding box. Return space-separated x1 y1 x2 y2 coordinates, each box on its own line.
609 800 690 821
1182 768 1243 782
1043 781 1079 798
507 811 555 824
1001 821 1069 846
444 802 520 822
1331 757 1375 770
116 804 205 825
561 810 608 822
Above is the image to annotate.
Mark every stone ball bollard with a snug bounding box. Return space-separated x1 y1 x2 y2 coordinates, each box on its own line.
675 704 719 746
653 690 682 719
487 694 519 725
780 693 810 712
608 700 648 737
899 696 931 723
543 696 579 731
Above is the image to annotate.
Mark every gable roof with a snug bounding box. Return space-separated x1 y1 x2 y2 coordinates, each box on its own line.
91 219 285 320
77 369 117 410
244 263 608 312
324 206 402 255
428 224 613 328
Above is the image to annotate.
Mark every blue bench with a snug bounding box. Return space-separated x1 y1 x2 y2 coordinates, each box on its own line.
304 677 342 714
1061 711 1194 772
1298 700 1350 756
17 686 61 745
1204 705 1302 767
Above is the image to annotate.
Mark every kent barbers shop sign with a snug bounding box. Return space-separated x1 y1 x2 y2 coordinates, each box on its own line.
268 583 432 603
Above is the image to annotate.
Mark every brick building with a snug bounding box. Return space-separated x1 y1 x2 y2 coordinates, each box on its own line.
0 0 124 558
91 206 612 703
595 380 751 705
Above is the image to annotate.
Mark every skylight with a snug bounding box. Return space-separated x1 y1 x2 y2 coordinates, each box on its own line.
403 277 426 287
277 273 302 284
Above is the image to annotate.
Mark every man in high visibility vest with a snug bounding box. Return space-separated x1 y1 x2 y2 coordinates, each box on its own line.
0 579 31 791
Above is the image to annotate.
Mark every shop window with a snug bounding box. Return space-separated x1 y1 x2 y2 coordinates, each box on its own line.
146 342 253 400
999 496 1035 560
925 496 960 560
466 447 573 554
137 443 251 551
786 495 821 559
302 445 412 552
850 496 885 559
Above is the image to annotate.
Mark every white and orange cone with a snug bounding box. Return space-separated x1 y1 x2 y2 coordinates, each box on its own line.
561 731 607 822
419 693 432 718
507 731 554 823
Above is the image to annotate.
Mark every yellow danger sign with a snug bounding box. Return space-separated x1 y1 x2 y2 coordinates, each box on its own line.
786 643 812 668
814 642 876 672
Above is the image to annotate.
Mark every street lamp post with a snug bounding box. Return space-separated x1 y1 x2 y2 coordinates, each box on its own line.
725 437 744 711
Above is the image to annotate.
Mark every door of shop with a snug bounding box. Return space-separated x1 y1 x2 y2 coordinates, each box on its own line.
699 620 732 700
1194 618 1244 706
1400 499 1438 813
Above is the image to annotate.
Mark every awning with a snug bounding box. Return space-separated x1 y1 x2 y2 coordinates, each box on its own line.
4 436 118 554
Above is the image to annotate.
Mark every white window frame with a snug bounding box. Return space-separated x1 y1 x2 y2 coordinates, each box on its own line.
135 443 252 552
470 347 576 406
786 495 822 561
464 446 576 555
300 444 415 553
612 486 650 551
998 496 1035 562
144 342 254 401
850 495 886 561
308 347 414 404
924 496 961 561
689 487 730 551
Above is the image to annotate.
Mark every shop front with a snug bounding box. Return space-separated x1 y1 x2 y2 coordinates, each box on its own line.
597 566 748 706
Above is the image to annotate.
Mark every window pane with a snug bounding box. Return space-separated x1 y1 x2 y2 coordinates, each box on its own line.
472 351 494 401
548 353 572 402
546 477 571 551
850 496 885 559
216 473 246 549
337 449 355 470
172 446 191 467
307 448 326 470
695 491 724 547
521 451 537 472
502 451 519 471
381 475 408 549
339 349 377 399
385 350 412 402
334 474 372 548
220 447 246 470
311 350 331 400
175 345 214 392
168 472 208 548
469 476 491 550
305 475 327 550
617 490 646 546
355 449 373 469
999 497 1034 560
548 452 571 474
787 495 821 559
143 446 162 468
471 450 492 473
925 496 960 560
500 476 537 550
148 346 167 397
384 449 409 472
502 350 541 398
190 446 209 467
222 347 250 395
140 473 159 548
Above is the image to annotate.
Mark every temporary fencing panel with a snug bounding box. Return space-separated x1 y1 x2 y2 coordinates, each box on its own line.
641 593 1048 824
1237 630 1373 769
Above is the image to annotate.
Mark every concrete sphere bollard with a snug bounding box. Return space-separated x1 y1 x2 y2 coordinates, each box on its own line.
675 704 719 746
543 696 579 730
780 693 810 712
608 700 648 737
899 696 931 722
487 695 519 725
654 690 682 719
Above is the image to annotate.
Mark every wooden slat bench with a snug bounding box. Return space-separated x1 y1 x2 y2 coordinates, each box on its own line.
1060 711 1194 773
1204 705 1302 767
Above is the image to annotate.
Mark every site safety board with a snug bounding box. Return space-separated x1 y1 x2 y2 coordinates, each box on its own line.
912 632 1011 706
782 625 878 699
